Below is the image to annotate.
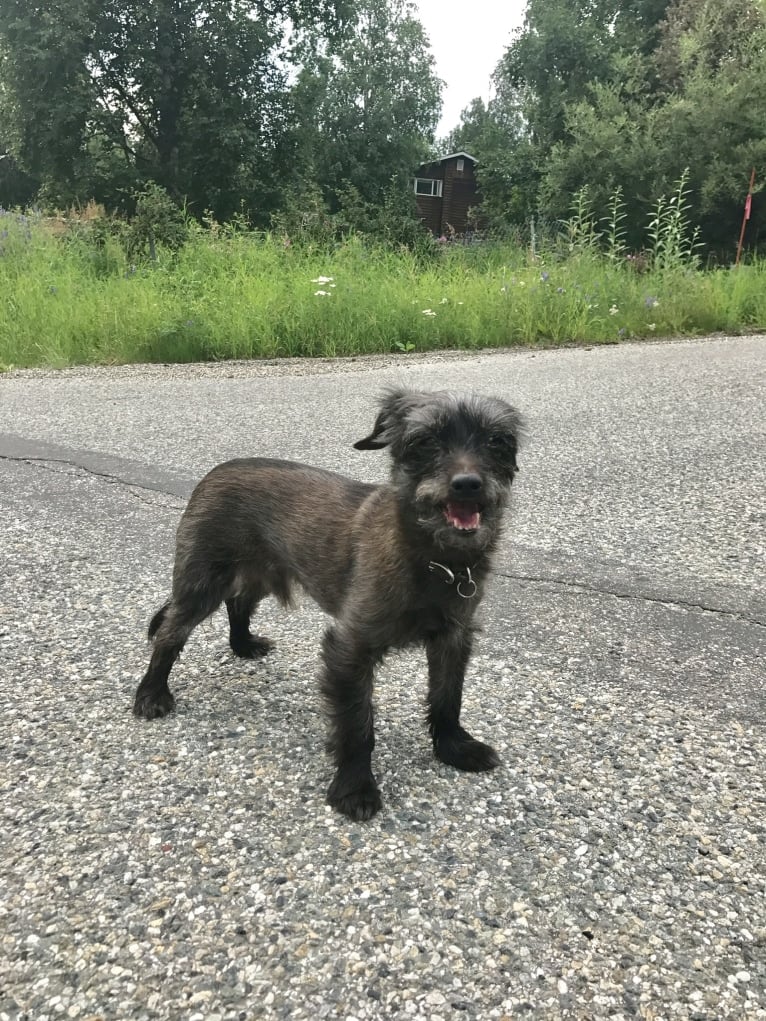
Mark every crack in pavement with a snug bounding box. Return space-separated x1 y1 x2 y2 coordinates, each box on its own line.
0 433 193 501
4 435 763 630
495 569 766 628
0 454 186 509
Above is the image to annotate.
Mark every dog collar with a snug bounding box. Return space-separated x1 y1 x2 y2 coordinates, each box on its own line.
428 561 478 599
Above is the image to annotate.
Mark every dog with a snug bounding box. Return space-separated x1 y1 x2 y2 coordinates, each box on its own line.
133 388 522 820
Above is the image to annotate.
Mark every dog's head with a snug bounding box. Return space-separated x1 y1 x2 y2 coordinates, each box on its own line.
355 388 522 552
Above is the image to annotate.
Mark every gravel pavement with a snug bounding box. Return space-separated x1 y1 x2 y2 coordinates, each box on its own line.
1 335 765 1020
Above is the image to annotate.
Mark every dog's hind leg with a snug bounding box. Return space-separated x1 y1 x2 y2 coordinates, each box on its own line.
226 592 274 659
321 626 383 821
148 602 170 639
133 591 220 720
426 627 500 772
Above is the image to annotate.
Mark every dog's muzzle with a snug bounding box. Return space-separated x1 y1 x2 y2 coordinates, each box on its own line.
444 501 482 532
445 473 483 532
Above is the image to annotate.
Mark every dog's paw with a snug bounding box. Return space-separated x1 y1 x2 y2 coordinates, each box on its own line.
230 635 274 660
434 729 500 772
133 689 176 720
327 768 382 821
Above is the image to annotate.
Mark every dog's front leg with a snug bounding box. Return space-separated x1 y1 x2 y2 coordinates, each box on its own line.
426 627 500 772
321 626 383 821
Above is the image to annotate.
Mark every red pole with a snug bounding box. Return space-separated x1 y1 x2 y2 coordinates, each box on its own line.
736 167 756 266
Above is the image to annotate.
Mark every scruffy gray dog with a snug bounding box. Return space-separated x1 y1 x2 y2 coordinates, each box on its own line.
134 388 522 820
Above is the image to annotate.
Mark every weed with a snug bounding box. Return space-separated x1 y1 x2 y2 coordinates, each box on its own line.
603 187 628 263
563 187 602 254
0 204 763 369
647 169 702 273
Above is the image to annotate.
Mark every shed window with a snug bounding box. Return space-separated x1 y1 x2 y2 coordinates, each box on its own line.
414 178 443 197
456 158 465 172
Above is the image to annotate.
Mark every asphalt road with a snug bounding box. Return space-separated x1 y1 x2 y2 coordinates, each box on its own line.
1 335 765 1020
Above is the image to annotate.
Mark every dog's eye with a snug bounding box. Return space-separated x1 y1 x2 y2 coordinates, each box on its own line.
487 434 508 448
406 433 438 454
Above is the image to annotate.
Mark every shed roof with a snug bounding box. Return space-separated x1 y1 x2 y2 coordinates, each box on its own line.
436 151 478 163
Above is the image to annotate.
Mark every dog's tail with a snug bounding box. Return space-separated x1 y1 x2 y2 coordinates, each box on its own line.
147 602 170 640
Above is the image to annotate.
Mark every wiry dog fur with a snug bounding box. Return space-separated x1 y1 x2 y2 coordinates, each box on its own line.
133 389 522 820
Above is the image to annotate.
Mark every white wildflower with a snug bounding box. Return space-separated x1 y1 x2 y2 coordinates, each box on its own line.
422 309 437 317
314 290 331 297
311 275 334 284
609 305 619 315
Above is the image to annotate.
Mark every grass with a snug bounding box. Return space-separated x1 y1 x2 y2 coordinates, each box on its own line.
0 209 764 370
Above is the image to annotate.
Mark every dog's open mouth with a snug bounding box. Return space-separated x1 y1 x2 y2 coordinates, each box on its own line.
444 501 482 532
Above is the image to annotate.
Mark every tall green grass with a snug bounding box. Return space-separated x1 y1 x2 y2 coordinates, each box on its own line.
0 209 764 369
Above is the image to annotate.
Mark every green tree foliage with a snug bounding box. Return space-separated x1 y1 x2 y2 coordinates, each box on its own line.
455 0 669 233
499 0 670 150
448 0 764 253
442 88 537 227
541 0 766 251
0 0 349 219
0 150 37 207
442 0 671 232
0 2 97 200
289 0 441 226
653 0 763 88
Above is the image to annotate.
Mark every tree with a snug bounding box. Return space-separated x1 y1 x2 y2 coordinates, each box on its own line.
540 0 766 252
289 0 442 222
0 2 98 201
0 0 350 218
653 0 763 89
539 77 661 247
442 90 538 229
440 0 672 232
499 0 670 151
651 0 766 250
446 0 764 252
0 149 38 207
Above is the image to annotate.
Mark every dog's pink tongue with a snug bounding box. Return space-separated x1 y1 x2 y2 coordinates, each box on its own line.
446 502 481 530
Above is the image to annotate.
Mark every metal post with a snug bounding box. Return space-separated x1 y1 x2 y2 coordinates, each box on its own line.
736 167 756 267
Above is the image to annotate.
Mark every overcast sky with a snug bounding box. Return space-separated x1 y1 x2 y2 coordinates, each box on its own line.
414 0 527 139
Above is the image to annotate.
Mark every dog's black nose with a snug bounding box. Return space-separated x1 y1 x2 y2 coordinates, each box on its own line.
449 473 483 497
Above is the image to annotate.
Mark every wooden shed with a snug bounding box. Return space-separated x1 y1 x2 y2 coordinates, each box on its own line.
413 152 480 236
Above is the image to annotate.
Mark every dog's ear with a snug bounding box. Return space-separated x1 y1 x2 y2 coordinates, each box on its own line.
353 414 389 449
353 388 413 450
